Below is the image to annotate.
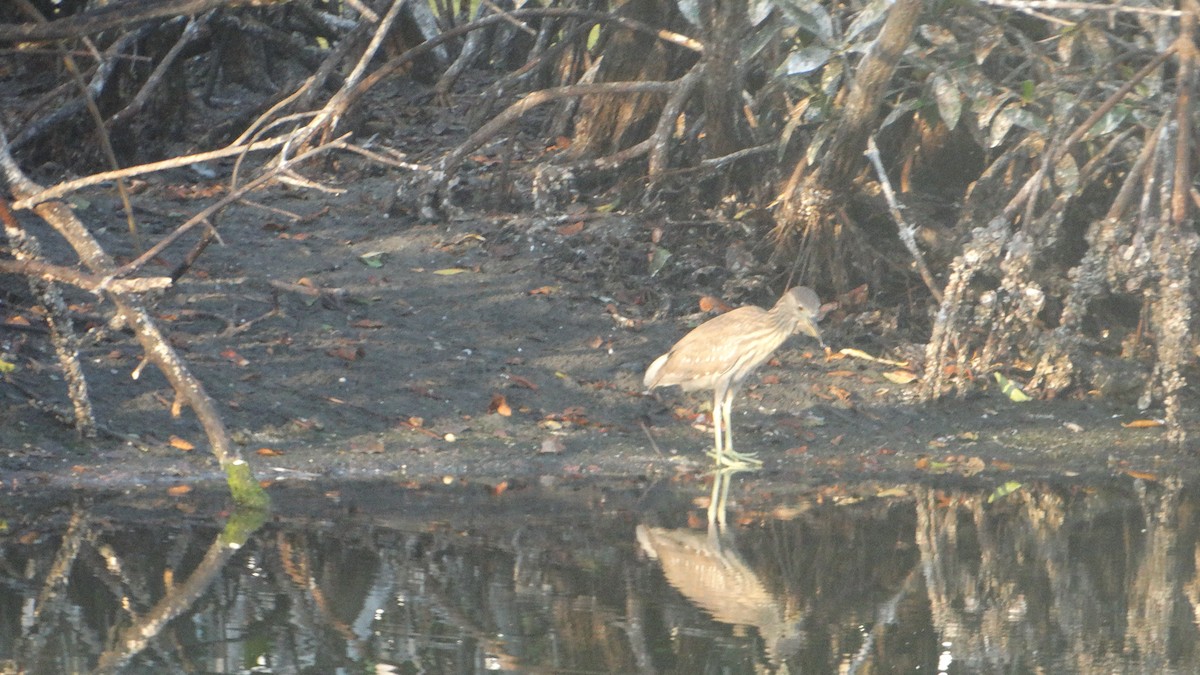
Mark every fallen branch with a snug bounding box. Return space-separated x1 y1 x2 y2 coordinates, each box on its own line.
0 258 172 294
0 128 269 508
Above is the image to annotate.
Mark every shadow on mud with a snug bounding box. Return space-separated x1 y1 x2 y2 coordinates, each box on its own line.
2 471 1197 673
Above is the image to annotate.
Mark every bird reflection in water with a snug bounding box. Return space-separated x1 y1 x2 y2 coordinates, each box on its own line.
644 287 824 468
637 467 806 667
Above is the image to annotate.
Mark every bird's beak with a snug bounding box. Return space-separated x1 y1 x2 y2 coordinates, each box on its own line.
798 315 825 348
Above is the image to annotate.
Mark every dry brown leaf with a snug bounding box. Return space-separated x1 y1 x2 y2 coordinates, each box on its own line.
1125 469 1158 481
490 393 512 416
827 369 856 377
326 346 364 362
352 319 385 328
491 480 510 496
698 295 733 313
169 436 195 451
167 485 192 496
509 375 538 390
256 447 284 456
221 349 250 367
557 221 584 236
528 285 558 296
761 374 781 385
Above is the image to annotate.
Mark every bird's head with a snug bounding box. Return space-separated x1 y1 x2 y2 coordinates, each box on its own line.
780 286 825 347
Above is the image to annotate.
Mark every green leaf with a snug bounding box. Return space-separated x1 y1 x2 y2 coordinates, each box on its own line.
994 372 1032 402
648 246 671 277
988 481 1024 503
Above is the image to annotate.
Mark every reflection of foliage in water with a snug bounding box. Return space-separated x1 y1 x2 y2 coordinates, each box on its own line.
2 479 1199 672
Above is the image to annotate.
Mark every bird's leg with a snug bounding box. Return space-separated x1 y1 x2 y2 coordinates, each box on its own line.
707 468 726 525
708 389 762 467
709 389 726 464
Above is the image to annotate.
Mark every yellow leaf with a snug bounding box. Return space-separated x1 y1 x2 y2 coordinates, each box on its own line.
0 359 15 373
993 372 1031 402
1121 419 1165 428
838 348 908 367
882 370 918 384
433 268 470 275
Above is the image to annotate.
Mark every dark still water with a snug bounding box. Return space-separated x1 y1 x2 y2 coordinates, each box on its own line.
1 472 1197 673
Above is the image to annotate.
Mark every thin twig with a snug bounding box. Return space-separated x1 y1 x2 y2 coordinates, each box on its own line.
864 135 942 303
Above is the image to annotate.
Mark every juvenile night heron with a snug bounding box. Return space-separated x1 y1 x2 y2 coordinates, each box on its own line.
644 287 824 467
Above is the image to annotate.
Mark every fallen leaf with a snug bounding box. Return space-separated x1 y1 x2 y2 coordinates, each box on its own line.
326 346 364 362
508 374 539 390
1122 419 1165 428
352 319 386 328
839 347 909 367
883 370 919 384
491 480 509 496
256 447 284 456
840 284 870 307
528 285 558 295
169 436 195 451
647 246 671 277
490 393 512 416
698 295 733 313
221 349 250 367
359 251 386 268
827 370 856 377
556 221 584 236
993 372 1031 402
167 485 192 496
761 374 781 385
539 437 566 454
1125 469 1158 481
433 267 470 275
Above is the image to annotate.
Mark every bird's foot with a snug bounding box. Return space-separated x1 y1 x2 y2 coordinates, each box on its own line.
707 448 763 469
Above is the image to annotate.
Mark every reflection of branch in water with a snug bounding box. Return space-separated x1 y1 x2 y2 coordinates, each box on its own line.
840 565 922 675
276 532 358 642
92 508 267 674
20 508 93 665
637 512 806 665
